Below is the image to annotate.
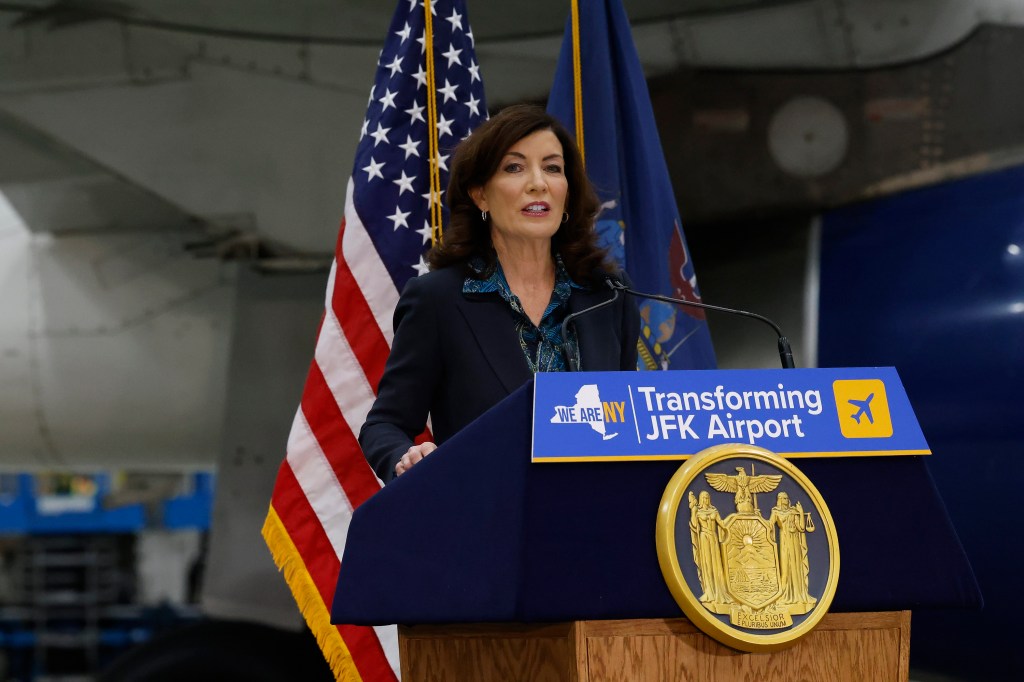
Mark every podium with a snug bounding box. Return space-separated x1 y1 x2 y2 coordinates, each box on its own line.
333 378 980 681
398 613 909 681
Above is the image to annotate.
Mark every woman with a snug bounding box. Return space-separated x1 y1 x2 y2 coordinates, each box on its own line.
688 490 731 606
769 492 816 608
359 104 640 482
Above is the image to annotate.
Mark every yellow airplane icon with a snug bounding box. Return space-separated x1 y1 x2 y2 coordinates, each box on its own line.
833 380 893 438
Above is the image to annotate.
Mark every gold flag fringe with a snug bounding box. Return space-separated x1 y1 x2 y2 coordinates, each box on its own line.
262 506 364 682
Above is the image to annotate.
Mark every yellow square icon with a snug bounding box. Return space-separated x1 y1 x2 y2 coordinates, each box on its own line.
832 379 893 438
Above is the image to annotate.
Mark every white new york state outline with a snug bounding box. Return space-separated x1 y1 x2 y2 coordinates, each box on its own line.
548 384 618 441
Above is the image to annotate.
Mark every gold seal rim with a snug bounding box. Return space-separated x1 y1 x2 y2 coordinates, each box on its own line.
655 443 840 653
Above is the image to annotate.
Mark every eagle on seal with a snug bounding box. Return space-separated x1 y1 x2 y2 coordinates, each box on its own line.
705 466 782 514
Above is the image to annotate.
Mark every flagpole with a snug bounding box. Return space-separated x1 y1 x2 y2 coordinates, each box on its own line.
570 0 585 167
424 0 443 245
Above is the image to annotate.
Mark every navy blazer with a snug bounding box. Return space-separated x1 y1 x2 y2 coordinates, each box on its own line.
359 265 640 482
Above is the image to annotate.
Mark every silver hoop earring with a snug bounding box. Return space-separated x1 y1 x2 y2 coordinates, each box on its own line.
481 210 489 222
562 212 570 224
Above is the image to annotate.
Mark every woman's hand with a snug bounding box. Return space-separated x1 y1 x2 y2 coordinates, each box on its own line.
394 442 437 477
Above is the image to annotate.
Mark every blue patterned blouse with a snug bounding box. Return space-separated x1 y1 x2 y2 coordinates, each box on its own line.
463 257 583 372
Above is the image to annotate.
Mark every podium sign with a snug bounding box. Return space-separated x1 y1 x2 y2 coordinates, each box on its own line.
532 367 929 462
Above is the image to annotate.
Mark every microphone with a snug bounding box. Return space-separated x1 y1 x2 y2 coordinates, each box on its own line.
605 275 797 369
560 286 621 372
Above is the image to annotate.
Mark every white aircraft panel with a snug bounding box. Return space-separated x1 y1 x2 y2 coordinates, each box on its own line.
0 198 235 469
2 65 363 252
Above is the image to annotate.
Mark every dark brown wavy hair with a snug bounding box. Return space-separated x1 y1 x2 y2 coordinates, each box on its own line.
428 104 613 285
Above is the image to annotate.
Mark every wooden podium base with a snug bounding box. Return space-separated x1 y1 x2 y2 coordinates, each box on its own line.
399 611 910 681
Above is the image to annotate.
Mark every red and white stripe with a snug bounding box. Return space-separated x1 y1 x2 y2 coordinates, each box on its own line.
270 177 404 680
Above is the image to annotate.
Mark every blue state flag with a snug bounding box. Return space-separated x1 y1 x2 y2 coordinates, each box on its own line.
547 0 716 370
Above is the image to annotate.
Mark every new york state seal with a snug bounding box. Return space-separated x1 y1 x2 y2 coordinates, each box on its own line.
655 444 839 652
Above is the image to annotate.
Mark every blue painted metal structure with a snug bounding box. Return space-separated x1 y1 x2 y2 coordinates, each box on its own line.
819 164 1024 679
0 472 214 534
0 472 214 678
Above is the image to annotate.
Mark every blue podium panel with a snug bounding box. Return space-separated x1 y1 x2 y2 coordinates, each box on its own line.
332 378 980 625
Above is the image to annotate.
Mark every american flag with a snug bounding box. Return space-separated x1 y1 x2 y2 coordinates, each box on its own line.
262 0 486 679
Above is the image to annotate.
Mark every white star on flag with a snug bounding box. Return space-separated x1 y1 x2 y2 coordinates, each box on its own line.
446 9 463 32
421 188 445 207
442 44 462 68
438 79 459 103
388 206 411 229
379 88 399 111
398 135 421 159
370 123 391 146
385 55 404 77
405 101 426 123
434 152 450 172
393 171 417 195
416 221 433 244
437 113 454 137
412 64 428 88
362 157 385 181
